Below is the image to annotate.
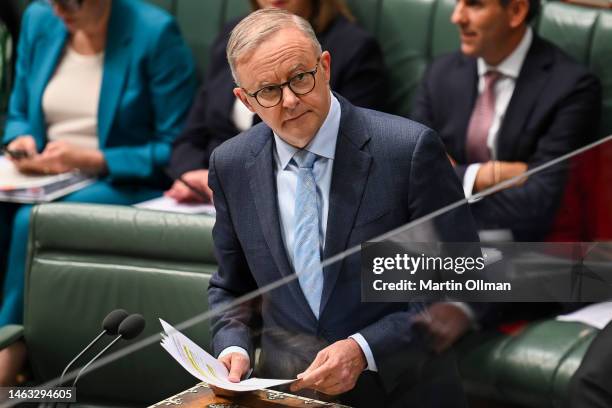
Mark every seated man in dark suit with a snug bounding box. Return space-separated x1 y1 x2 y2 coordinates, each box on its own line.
207 8 479 408
409 0 601 366
411 0 601 241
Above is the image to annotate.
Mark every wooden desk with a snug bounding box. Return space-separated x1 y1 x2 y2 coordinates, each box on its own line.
150 383 352 408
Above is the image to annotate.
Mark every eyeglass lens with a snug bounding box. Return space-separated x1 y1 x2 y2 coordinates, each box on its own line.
256 72 316 108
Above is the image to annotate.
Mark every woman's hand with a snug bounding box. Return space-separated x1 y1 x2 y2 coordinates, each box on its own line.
14 140 107 175
165 169 213 203
6 136 37 161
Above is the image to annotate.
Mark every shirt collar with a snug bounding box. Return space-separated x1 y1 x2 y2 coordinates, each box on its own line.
477 27 533 79
274 92 340 170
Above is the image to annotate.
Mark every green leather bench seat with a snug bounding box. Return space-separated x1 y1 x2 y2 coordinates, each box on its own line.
458 320 598 408
23 203 216 407
378 0 437 116
537 2 612 136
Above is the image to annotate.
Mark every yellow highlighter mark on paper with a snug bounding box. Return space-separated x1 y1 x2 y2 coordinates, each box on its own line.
182 345 212 380
207 364 218 379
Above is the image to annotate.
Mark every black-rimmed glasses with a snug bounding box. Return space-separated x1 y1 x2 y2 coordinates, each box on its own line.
243 59 320 108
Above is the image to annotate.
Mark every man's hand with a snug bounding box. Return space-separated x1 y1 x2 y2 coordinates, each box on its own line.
290 339 366 396
474 161 528 192
13 140 106 175
165 169 212 203
210 352 250 398
219 352 250 383
412 303 472 354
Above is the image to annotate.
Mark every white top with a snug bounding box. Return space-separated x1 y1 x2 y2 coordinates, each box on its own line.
42 46 104 151
464 28 533 199
231 98 256 132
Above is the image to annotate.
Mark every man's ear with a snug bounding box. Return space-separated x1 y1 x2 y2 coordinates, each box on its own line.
508 0 529 28
233 88 256 113
320 50 331 85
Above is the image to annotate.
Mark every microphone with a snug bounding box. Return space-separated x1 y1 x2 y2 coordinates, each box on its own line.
102 310 130 334
58 309 129 386
72 314 146 387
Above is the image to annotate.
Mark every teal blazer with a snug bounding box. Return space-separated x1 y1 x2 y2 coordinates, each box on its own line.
3 0 196 182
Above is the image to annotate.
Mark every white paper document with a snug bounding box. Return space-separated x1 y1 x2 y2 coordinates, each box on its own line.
159 319 294 392
0 156 74 189
0 156 95 203
135 196 216 215
556 301 612 330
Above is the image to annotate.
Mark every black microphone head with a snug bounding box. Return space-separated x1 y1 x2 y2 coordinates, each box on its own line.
118 314 146 340
102 309 129 335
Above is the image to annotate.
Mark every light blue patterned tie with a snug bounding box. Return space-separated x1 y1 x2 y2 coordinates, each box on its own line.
293 150 323 318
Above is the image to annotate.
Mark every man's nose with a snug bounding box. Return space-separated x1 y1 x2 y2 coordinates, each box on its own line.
451 2 467 25
281 85 300 109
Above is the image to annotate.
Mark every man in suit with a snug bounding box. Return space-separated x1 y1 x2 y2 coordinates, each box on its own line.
410 0 602 363
411 0 601 241
207 8 479 407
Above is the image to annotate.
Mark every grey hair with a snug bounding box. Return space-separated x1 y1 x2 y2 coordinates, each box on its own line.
227 8 323 85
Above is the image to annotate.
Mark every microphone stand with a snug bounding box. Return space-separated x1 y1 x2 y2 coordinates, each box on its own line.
59 331 106 386
52 331 106 408
72 335 123 387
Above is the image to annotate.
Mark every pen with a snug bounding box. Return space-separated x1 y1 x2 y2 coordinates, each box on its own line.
177 176 211 202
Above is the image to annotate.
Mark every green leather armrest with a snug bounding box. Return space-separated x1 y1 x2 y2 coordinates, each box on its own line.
458 320 598 407
0 325 24 349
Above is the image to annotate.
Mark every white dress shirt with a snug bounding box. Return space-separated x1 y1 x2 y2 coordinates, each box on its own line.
463 28 533 198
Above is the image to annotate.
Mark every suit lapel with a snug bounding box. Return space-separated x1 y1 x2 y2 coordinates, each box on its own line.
497 35 552 160
31 25 68 145
98 0 131 147
454 57 478 163
320 97 372 315
247 130 316 322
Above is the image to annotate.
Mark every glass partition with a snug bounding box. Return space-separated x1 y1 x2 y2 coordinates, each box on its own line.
3 135 611 408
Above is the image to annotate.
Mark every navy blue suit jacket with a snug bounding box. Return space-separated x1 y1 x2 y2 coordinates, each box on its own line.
411 34 601 240
207 95 478 405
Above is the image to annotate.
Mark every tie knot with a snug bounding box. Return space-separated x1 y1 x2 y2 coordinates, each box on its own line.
484 70 501 87
294 150 317 169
